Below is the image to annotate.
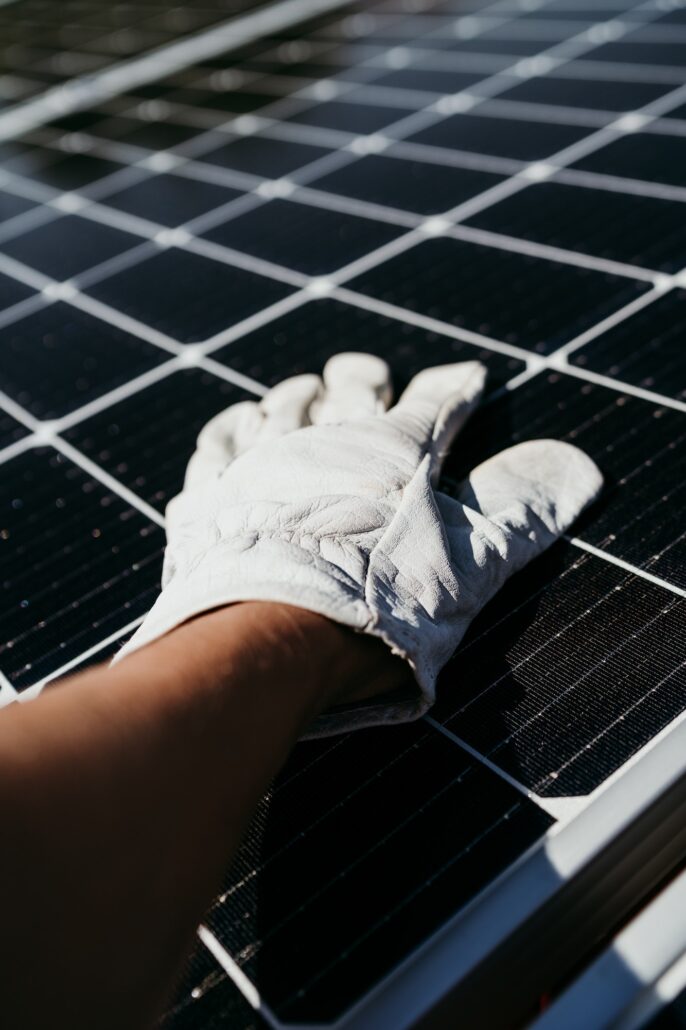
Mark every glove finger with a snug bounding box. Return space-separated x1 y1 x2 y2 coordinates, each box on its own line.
259 372 323 436
385 361 487 478
183 401 263 488
455 439 603 556
309 352 392 424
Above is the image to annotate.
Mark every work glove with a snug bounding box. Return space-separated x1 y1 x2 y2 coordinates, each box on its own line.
114 353 602 737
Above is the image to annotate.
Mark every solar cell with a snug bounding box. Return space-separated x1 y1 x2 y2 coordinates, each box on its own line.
0 408 29 450
85 247 295 343
463 181 686 273
0 270 36 313
14 150 127 191
0 301 168 419
201 196 406 275
1 213 142 279
443 371 686 587
162 944 267 1030
99 173 245 227
497 73 673 113
196 133 333 176
570 288 686 402
570 130 686 188
309 151 506 213
349 236 649 353
205 721 552 1022
433 543 686 795
0 189 37 225
214 296 525 389
0 447 163 690
65 370 253 512
284 98 417 132
407 110 593 160
0 0 684 1026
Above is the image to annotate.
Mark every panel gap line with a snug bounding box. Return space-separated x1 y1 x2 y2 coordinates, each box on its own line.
448 223 660 283
52 358 185 434
67 293 185 356
332 285 536 363
548 284 673 362
565 538 686 599
198 288 313 354
196 926 281 1030
19 617 147 700
0 0 359 142
50 437 166 528
196 356 268 397
0 0 682 344
553 167 686 205
423 716 544 808
550 362 686 415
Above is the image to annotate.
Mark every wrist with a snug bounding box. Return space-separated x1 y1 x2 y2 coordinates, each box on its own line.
162 601 414 730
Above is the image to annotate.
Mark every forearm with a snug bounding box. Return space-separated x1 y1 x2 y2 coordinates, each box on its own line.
0 602 393 1030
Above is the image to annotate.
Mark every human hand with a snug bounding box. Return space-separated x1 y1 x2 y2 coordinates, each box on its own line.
114 354 602 736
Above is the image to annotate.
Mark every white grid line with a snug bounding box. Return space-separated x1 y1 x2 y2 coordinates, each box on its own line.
1 2 685 1017
0 0 357 143
16 616 146 702
0 0 682 874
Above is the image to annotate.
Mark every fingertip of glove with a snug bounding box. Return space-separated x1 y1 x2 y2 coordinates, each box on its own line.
322 351 392 399
260 373 323 414
474 439 604 532
413 360 487 399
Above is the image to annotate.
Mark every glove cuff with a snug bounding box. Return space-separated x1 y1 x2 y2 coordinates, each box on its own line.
111 535 435 737
113 535 370 662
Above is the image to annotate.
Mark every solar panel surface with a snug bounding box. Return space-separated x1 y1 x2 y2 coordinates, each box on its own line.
0 0 685 1026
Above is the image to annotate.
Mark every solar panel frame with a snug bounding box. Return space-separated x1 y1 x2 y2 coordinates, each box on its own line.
0 0 685 1025
529 866 686 1030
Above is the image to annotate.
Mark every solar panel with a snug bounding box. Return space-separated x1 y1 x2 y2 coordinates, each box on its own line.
0 0 685 1026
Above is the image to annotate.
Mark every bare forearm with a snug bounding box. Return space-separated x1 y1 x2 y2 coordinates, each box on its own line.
0 602 398 1029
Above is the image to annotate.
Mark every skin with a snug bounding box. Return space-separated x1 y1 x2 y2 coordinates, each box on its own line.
0 601 412 1030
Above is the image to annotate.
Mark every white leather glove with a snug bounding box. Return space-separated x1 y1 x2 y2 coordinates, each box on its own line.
114 353 602 737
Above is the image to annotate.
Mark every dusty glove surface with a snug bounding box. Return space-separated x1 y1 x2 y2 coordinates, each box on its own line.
114 353 602 736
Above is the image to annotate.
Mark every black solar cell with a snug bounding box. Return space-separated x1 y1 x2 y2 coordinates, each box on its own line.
197 134 333 177
0 410 29 450
201 197 406 275
284 98 417 133
215 296 525 390
65 369 253 511
371 67 489 94
443 371 686 588
85 247 295 342
0 190 38 226
1 214 142 280
464 181 686 273
0 1 685 1026
433 543 686 796
100 173 245 228
16 151 127 191
407 111 592 161
0 447 163 690
162 945 267 1030
584 40 686 67
0 301 168 419
570 289 686 402
497 74 673 113
0 271 36 313
310 152 506 213
91 118 203 150
206 721 552 1021
349 236 649 353
571 131 686 188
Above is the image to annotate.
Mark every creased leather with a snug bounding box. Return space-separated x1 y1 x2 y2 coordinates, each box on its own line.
113 353 603 738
